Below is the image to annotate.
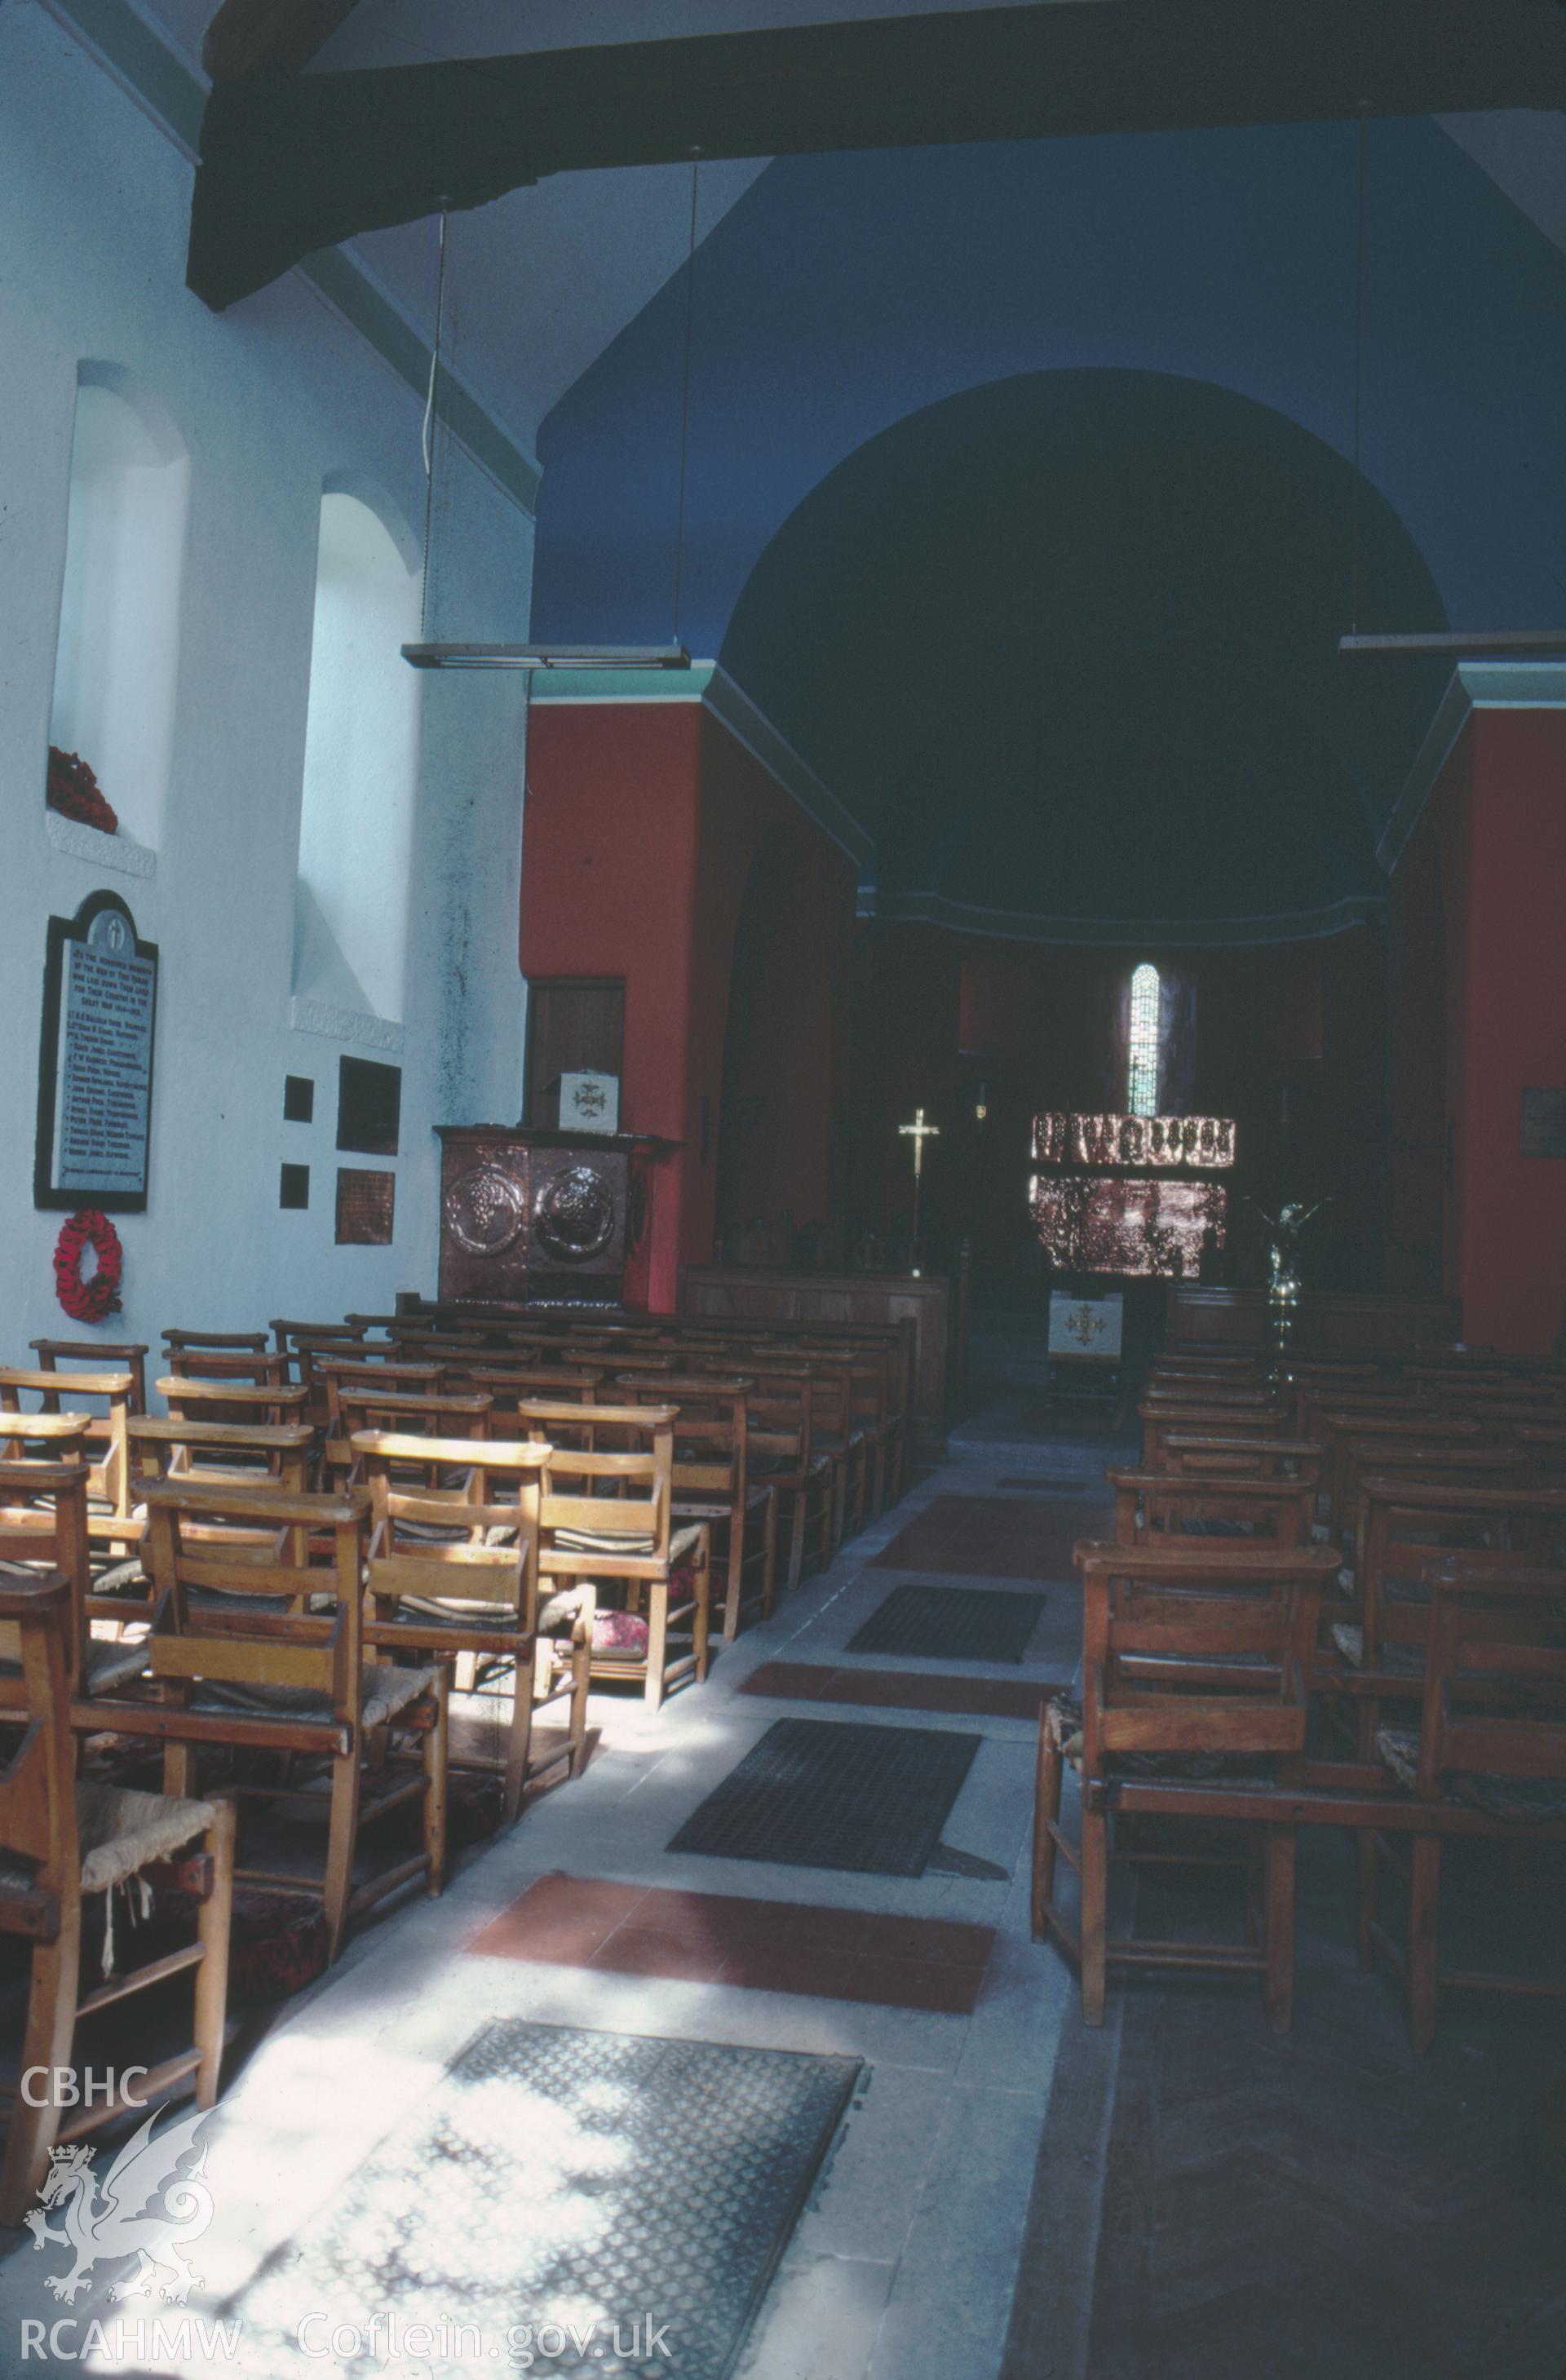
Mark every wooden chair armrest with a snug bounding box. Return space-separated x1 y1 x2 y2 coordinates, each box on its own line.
0 1571 70 1622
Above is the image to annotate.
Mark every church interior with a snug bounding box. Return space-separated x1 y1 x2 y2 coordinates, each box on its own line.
2 2 1566 2373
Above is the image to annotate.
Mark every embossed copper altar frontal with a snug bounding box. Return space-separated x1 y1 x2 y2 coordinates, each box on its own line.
1030 1175 1228 1278
1032 1113 1236 1170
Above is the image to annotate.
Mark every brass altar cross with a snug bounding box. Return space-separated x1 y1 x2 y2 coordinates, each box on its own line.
899 1105 940 1267
899 1105 940 1179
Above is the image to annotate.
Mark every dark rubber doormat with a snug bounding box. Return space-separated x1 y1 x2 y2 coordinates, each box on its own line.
871 1493 1109 1579
847 1581 1043 1665
741 1660 1063 1720
669 1715 983 1877
223 2019 861 2380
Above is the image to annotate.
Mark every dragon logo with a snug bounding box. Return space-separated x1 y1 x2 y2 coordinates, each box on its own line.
24 2108 215 2306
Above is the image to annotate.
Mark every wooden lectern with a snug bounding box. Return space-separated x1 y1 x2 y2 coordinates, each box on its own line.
436 1126 675 1307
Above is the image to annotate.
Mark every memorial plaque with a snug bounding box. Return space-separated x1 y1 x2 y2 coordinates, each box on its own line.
338 1055 401 1155
35 891 158 1212
336 1167 396 1245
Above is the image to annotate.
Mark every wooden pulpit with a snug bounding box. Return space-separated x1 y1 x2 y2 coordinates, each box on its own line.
436 1126 674 1306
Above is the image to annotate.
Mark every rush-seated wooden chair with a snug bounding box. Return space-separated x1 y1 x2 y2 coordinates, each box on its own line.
1317 1409 1488 1547
700 1364 833 1594
1107 1469 1316 1547
1337 1438 1523 1582
0 1571 235 2224
525 1407 713 1712
30 1339 149 1419
318 1358 448 1404
1144 1382 1277 1412
1331 1474 1566 1698
1147 1359 1269 1395
325 1383 488 1486
1032 1541 1338 2029
0 1458 149 1705
271 1320 366 1358
1137 1398 1293 1471
129 1418 321 1580
1161 1431 1324 1486
164 1331 272 1356
798 1342 893 1526
386 1332 489 1365
270 1329 371 1428
351 1431 589 1822
0 1368 139 1568
129 1418 316 1493
457 1366 604 1438
616 1374 777 1639
577 1347 679 1382
158 1377 311 1432
1362 1559 1566 2048
124 1483 448 1962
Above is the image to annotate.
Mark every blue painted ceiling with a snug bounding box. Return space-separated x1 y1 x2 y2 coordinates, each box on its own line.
533 117 1566 936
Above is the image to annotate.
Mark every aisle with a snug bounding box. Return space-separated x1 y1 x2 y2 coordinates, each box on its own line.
0 1413 1118 2380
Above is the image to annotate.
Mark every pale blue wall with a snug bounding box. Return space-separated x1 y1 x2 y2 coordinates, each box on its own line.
0 1 533 1348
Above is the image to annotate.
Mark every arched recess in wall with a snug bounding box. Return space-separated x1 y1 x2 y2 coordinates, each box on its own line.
714 825 838 1248
49 364 190 847
292 480 422 1024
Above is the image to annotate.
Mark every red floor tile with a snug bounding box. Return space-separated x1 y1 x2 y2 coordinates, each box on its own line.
856 1911 994 1966
871 1493 1111 1578
849 1956 985 2015
590 1927 729 1984
467 1874 997 2011
716 1946 867 2002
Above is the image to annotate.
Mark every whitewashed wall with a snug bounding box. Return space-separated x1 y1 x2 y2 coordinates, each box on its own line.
0 2 533 1358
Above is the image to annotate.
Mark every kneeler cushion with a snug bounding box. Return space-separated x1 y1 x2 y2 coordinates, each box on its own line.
149 1884 330 2002
593 1609 650 1656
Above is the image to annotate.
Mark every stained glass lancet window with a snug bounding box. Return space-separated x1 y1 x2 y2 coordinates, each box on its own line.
1127 962 1161 1117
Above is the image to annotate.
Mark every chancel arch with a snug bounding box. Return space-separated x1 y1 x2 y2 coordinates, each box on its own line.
719 368 1449 944
48 362 190 849
292 481 422 1024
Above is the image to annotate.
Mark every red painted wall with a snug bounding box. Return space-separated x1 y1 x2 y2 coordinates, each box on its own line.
520 700 856 1307
1395 710 1566 1351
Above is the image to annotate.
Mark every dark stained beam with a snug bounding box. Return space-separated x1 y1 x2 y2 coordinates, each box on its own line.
202 0 361 83
188 0 1566 310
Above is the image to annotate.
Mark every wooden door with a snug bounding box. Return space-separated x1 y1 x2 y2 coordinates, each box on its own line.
524 980 625 1126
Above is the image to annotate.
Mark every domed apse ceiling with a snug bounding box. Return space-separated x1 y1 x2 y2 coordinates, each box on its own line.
718 369 1449 938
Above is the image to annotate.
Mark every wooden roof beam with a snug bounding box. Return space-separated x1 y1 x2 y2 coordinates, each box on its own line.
203 0 361 83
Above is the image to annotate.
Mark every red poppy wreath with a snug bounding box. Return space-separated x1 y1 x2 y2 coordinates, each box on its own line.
53 1210 124 1323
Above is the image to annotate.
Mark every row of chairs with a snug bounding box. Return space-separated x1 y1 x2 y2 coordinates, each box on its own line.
0 1300 919 2207
10 1304 914 1689
1034 1342 1566 2048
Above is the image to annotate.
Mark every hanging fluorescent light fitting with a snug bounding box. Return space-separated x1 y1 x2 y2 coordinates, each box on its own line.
403 173 699 674
1340 629 1566 657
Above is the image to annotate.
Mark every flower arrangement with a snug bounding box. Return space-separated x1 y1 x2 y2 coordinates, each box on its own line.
53 1210 124 1323
46 747 118 835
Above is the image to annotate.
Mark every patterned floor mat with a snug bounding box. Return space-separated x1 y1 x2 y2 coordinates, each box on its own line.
668 1716 982 1878
847 1581 1043 1664
222 2019 862 2380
